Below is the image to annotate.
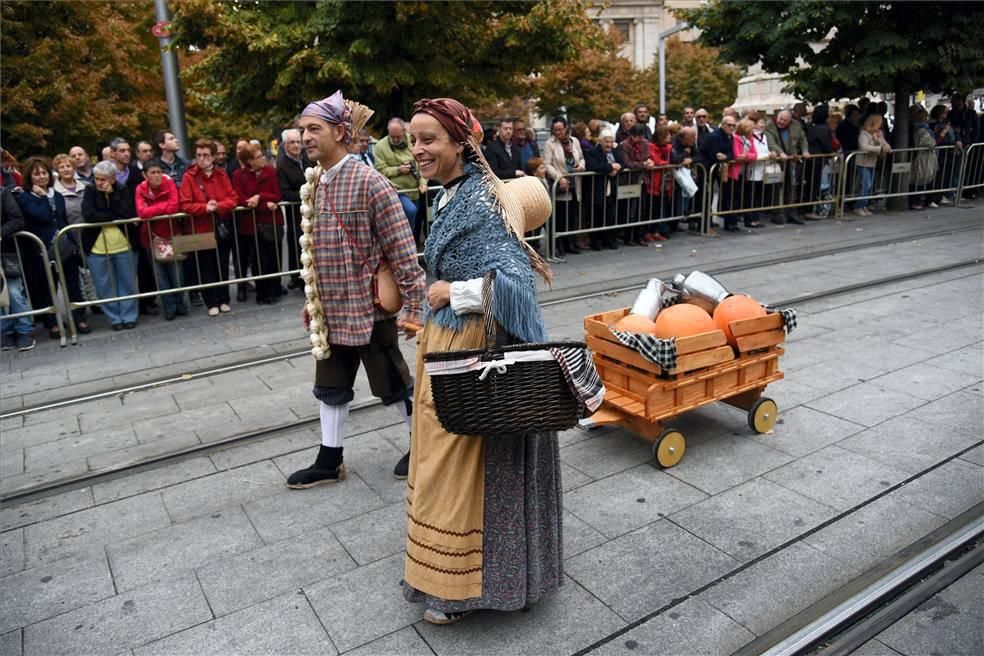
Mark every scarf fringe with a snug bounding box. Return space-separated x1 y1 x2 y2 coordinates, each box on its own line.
426 267 547 344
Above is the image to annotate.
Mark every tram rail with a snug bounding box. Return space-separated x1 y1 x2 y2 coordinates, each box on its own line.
2 256 980 505
743 505 982 656
2 221 980 421
571 453 983 656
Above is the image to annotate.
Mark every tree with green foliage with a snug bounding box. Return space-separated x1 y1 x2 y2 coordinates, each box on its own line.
1 1 167 156
680 0 984 149
638 37 744 122
533 32 741 124
532 29 638 122
171 0 604 133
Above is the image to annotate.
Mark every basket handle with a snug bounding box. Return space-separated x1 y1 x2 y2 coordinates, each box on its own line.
481 271 502 351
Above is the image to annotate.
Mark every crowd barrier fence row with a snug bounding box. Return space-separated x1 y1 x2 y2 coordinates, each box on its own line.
704 153 843 224
839 145 963 215
0 231 68 346
956 142 984 197
2 148 981 343
549 164 707 259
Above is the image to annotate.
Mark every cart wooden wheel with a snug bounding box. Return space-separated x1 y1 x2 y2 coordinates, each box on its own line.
653 429 686 469
748 397 778 434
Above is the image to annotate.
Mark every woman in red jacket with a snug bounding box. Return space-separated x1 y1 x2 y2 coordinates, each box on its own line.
731 118 766 230
136 159 186 320
179 139 238 317
232 143 283 304
644 125 674 241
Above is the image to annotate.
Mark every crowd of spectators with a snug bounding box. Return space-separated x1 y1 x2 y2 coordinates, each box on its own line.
1 94 981 350
504 95 981 256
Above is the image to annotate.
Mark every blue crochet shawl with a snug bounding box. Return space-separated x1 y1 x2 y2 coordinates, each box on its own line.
423 165 548 343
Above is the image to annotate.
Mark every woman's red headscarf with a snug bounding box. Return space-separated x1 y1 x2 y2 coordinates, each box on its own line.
411 98 483 146
410 97 552 284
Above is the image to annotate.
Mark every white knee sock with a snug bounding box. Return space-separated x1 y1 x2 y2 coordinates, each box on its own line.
392 399 412 428
320 402 350 448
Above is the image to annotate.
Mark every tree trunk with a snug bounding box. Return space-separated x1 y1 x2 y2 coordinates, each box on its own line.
887 77 911 211
386 86 407 123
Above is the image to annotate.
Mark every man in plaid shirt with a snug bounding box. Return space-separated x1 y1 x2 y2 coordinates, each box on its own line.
289 91 426 489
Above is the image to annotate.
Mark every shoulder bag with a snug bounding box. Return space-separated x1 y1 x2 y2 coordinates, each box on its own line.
195 179 232 243
763 161 784 185
323 192 402 315
673 166 699 198
1 252 21 279
151 234 186 263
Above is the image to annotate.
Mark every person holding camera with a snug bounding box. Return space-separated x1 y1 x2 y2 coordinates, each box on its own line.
374 117 429 243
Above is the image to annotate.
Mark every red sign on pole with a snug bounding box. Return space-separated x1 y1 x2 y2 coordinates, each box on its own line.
152 21 172 38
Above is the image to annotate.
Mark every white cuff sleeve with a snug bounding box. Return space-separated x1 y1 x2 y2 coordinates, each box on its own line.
449 278 485 315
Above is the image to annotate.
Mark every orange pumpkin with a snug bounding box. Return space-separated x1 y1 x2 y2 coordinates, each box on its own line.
614 313 658 335
713 294 767 346
653 304 715 338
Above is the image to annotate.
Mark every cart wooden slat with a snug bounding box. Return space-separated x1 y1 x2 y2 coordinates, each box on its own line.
582 307 788 468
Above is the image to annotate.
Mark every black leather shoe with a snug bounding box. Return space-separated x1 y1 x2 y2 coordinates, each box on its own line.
287 446 345 489
788 215 805 225
567 244 581 255
112 324 124 331
123 321 137 330
287 463 346 488
393 451 410 480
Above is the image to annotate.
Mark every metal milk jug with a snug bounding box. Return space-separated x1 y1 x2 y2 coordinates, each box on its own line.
671 271 730 313
629 278 668 320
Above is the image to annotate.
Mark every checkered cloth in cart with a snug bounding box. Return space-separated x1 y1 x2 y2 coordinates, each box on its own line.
765 306 798 333
609 330 679 370
610 305 798 370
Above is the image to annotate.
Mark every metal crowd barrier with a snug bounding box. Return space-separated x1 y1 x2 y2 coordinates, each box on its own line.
838 145 961 215
53 210 302 340
392 182 546 255
0 231 68 346
27 145 981 344
956 142 984 198
549 164 707 259
704 152 843 224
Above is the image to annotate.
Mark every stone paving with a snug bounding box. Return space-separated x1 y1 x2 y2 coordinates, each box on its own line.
0 203 982 655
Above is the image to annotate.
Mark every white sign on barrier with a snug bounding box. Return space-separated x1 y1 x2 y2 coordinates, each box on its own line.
617 184 642 200
891 162 912 175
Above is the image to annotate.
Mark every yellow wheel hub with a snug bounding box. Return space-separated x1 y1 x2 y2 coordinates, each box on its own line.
654 430 686 468
750 398 778 433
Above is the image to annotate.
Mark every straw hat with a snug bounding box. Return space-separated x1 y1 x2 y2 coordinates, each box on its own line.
501 176 552 233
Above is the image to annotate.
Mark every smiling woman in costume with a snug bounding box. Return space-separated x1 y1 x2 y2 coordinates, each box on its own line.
403 97 562 625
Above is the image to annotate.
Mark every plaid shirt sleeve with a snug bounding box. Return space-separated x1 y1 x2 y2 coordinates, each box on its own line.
366 172 426 327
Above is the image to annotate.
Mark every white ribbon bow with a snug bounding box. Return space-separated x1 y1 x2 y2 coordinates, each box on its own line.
477 358 517 381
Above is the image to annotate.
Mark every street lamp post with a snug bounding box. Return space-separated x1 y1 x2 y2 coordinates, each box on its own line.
659 22 690 115
153 0 189 158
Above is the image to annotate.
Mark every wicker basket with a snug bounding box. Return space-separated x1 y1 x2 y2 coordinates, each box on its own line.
425 342 588 437
423 273 591 437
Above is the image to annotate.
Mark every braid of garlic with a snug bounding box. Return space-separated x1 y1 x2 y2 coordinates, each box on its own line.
299 166 330 360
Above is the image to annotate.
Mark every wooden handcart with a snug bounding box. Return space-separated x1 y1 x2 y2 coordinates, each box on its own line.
582 308 787 468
